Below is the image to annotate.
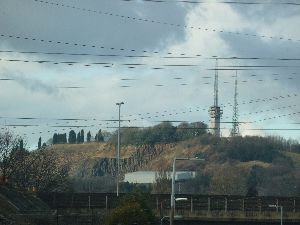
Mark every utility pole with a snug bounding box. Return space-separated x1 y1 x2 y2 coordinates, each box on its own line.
170 157 204 225
116 102 124 197
269 204 283 225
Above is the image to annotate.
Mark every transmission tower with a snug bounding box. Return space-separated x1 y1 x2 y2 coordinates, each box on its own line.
231 70 240 137
209 59 223 137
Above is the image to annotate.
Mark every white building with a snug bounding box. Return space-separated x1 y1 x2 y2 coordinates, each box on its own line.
124 171 196 184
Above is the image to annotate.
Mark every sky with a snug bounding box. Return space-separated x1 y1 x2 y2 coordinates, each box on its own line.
0 0 299 148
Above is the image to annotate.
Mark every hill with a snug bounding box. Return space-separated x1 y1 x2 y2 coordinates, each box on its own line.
47 142 136 176
45 136 300 196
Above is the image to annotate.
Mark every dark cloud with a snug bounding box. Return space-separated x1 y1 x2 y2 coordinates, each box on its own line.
0 0 299 147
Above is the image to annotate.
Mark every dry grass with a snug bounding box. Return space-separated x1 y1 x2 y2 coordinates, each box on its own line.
143 142 210 171
45 141 300 179
48 142 136 159
46 142 137 176
285 152 300 169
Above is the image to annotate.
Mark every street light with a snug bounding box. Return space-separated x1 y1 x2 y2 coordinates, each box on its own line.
170 157 204 225
116 102 124 197
269 204 283 225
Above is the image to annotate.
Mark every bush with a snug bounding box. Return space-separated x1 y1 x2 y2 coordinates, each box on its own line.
106 192 156 225
215 136 281 163
109 121 208 146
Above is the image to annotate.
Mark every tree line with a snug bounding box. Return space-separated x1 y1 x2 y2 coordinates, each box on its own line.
109 121 208 146
47 122 208 147
45 129 104 145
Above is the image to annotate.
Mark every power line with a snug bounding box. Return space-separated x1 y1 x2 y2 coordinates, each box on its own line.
30 0 300 44
1 54 300 72
0 97 297 127
2 122 299 131
253 111 300 123
224 104 298 119
2 35 300 60
96 126 300 131
122 94 298 121
1 108 299 139
0 57 201 69
0 33 179 56
119 0 300 6
124 93 298 123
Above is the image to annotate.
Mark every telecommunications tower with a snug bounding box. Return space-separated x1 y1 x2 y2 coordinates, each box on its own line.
231 70 240 137
209 59 223 137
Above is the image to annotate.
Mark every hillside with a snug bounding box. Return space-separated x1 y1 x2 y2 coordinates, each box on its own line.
46 137 300 196
48 142 136 159
48 142 136 176
48 140 215 175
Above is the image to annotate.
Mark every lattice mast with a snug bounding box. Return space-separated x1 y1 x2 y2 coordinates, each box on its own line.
209 59 223 137
231 70 240 137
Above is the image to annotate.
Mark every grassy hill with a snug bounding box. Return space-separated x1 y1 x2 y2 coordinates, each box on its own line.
48 142 136 176
46 136 300 196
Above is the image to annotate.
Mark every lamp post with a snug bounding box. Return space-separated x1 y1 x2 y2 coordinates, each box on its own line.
269 204 283 225
170 157 204 225
116 102 124 197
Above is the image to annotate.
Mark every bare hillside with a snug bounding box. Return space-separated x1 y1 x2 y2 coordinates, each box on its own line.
47 142 137 176
46 139 300 196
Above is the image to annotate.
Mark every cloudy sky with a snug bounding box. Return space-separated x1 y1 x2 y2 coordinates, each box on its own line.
0 0 299 148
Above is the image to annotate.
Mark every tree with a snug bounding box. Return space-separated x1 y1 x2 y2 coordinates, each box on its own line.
80 129 84 143
38 137 42 149
27 149 70 192
68 130 76 144
0 131 21 183
77 132 81 144
209 164 248 195
106 192 156 225
53 133 58 144
246 167 258 196
215 136 280 163
95 129 104 142
53 133 67 144
62 133 67 144
19 139 24 151
1 131 69 191
177 122 207 141
9 148 70 192
153 170 171 194
0 132 29 186
87 131 91 142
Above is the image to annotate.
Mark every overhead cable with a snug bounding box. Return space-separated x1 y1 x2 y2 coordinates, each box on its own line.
30 0 300 43
2 35 300 60
120 0 300 5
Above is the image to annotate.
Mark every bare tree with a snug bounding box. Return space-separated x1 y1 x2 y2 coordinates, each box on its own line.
26 149 70 192
1 130 69 192
153 170 171 194
0 130 21 183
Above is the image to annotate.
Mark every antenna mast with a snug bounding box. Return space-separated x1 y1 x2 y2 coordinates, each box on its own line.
214 59 219 106
231 70 240 137
209 59 223 137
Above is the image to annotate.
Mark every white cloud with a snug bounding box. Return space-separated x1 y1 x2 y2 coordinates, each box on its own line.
240 121 266 137
0 1 299 147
